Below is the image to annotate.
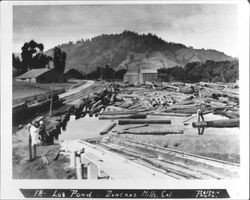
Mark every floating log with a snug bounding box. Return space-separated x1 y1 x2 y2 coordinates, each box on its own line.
200 82 225 88
176 100 194 105
89 105 104 115
101 111 139 115
118 119 171 125
164 109 197 114
99 114 147 120
123 124 149 130
117 130 183 135
192 119 239 128
183 110 212 124
166 104 197 110
210 101 227 108
213 110 239 119
150 113 192 117
105 105 129 112
162 84 179 90
178 86 195 94
90 100 102 110
99 122 117 135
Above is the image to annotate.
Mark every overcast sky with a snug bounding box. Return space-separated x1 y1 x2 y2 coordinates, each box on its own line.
13 4 238 57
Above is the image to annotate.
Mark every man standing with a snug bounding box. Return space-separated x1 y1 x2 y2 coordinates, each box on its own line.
28 121 40 159
38 121 46 145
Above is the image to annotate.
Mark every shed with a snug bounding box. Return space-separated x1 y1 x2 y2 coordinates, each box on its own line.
64 68 84 79
16 68 63 83
140 69 158 83
123 69 158 85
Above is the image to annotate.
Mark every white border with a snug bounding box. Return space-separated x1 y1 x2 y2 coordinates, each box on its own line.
1 1 249 199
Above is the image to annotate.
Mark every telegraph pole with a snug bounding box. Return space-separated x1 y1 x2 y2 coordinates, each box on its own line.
49 82 55 116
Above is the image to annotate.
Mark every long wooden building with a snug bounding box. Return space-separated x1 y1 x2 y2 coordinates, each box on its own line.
16 68 65 83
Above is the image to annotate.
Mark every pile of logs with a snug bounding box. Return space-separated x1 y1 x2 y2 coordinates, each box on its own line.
39 82 240 139
95 82 239 136
70 85 120 119
108 82 239 119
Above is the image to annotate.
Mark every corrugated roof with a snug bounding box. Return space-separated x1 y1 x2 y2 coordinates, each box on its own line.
16 68 52 79
124 71 138 76
124 69 158 76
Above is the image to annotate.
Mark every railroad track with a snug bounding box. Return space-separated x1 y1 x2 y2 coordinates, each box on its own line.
96 136 240 179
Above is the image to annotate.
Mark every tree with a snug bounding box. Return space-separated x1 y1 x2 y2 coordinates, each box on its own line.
12 53 24 76
115 69 127 80
20 40 51 70
103 64 115 80
53 47 66 74
33 53 52 69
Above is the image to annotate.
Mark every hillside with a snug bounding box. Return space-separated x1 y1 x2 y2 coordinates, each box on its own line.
45 30 235 74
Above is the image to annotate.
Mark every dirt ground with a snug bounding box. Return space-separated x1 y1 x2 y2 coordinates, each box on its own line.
13 81 50 101
12 80 86 179
12 127 76 179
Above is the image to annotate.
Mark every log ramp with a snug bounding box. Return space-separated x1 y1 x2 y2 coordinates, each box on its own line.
60 137 239 180
60 139 175 180
96 136 240 179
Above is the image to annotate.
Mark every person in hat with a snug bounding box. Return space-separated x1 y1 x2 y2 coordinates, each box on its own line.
29 121 40 146
38 120 47 145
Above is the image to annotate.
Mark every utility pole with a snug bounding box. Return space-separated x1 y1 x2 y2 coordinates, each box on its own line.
49 82 55 116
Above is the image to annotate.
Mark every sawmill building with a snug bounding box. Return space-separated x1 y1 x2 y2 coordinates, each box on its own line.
123 69 158 85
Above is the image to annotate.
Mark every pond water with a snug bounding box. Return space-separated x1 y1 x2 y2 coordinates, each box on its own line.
58 113 239 141
59 115 112 141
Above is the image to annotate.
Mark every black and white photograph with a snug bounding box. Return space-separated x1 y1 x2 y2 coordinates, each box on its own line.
0 0 249 199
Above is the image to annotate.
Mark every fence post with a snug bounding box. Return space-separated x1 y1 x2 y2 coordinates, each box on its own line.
33 144 37 159
28 134 32 160
76 155 82 179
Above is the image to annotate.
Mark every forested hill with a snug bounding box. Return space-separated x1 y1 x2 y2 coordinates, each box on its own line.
45 30 235 74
